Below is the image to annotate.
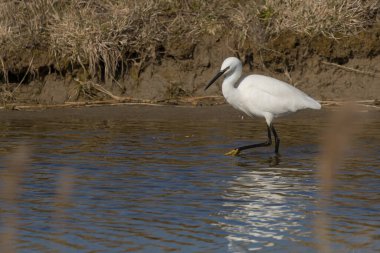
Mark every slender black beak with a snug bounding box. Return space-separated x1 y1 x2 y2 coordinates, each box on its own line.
204 66 230 91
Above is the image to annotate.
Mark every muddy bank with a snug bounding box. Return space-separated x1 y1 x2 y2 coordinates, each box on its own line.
1 27 380 106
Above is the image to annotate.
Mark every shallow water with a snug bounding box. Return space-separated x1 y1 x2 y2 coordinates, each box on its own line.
0 105 379 252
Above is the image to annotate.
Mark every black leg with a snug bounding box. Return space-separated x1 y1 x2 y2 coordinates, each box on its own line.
270 123 280 154
224 125 272 156
237 125 272 152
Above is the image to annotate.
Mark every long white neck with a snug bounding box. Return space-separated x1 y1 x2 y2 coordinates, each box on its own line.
222 65 242 101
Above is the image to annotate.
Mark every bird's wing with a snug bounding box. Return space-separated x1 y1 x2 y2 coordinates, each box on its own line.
238 75 320 115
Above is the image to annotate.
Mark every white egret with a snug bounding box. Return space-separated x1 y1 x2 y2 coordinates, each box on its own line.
205 57 321 156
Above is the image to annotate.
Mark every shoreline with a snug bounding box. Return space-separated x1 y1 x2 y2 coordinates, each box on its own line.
0 98 378 112
0 100 378 125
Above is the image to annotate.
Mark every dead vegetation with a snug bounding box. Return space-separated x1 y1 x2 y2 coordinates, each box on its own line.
0 0 379 89
263 0 379 39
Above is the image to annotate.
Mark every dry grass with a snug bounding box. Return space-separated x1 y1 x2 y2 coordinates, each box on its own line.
263 0 379 39
0 0 378 84
0 0 53 52
49 1 170 81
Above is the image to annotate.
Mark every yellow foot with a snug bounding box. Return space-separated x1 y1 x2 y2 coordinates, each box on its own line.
224 149 240 156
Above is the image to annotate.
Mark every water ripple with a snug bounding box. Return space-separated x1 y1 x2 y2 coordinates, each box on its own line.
0 108 379 252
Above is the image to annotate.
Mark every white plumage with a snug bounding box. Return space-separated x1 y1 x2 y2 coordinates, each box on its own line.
205 57 321 155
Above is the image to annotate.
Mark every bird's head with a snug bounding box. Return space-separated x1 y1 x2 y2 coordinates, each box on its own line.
205 57 242 91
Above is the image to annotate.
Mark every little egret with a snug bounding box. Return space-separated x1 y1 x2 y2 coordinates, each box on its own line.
205 57 321 156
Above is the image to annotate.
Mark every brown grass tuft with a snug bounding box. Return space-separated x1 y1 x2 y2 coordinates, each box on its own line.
263 0 379 39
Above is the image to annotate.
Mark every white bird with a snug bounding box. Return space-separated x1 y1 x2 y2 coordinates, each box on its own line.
205 57 321 156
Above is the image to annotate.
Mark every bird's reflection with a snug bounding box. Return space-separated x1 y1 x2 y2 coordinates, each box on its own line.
218 166 313 251
236 153 281 166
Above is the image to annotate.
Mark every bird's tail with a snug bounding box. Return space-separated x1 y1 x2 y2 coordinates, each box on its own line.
306 97 322 110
